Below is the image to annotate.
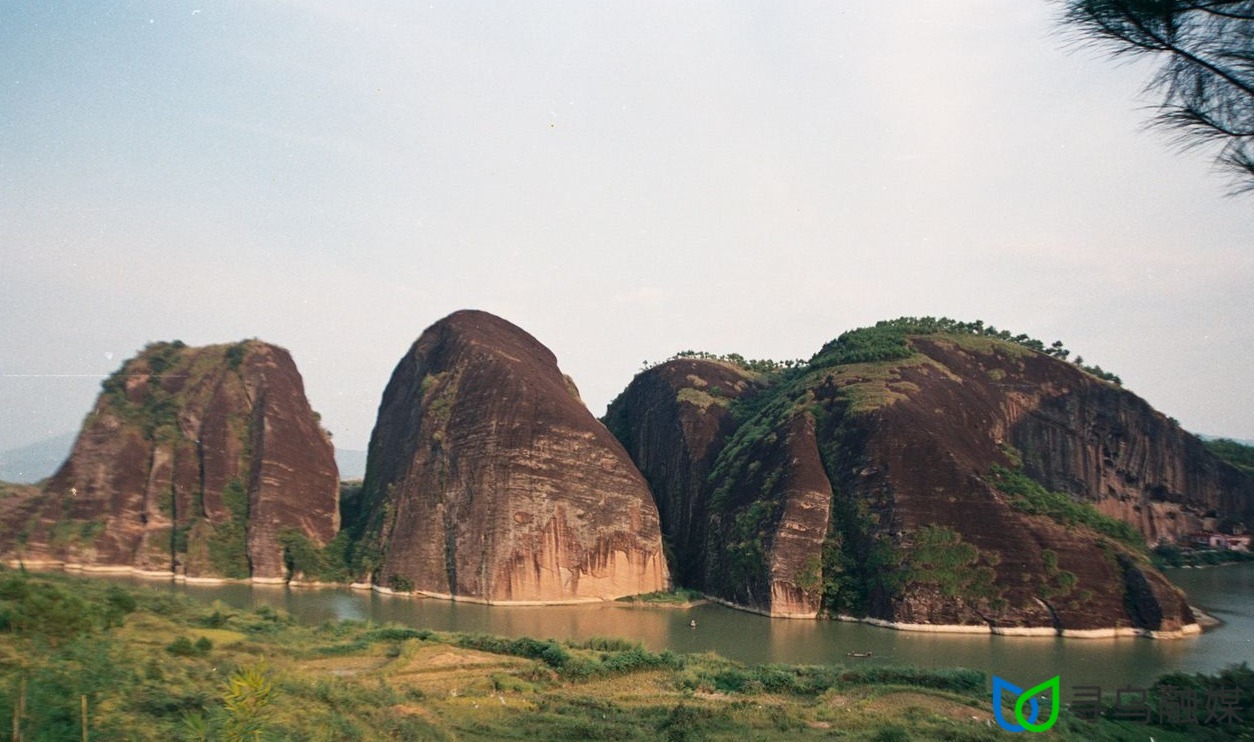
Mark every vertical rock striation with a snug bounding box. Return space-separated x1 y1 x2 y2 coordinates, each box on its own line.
819 335 1203 633
602 358 762 588
0 340 339 581
357 310 667 603
607 324 1251 633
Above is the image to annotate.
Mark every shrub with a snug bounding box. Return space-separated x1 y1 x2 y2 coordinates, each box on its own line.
454 634 570 669
364 625 424 642
205 479 251 579
222 661 274 740
167 635 212 657
386 574 413 593
279 528 353 583
904 525 1001 602
657 703 721 741
570 636 640 652
990 465 1144 551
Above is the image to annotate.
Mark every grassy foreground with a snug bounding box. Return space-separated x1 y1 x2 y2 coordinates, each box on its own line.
0 569 1249 740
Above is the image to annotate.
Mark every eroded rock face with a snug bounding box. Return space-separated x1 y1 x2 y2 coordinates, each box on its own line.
704 412 833 618
609 330 1248 632
358 310 667 602
0 341 339 580
603 359 762 587
1007 378 1254 543
871 337 1253 542
817 336 1238 631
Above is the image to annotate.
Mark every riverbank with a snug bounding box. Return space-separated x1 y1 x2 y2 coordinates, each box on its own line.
0 569 992 739
616 588 710 608
1152 546 1254 570
4 560 710 605
840 614 1203 640
1192 606 1223 631
1 560 1215 639
4 569 1249 740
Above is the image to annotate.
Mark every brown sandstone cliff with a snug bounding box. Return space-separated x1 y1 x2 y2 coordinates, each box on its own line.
874 336 1253 545
358 310 667 603
608 328 1248 633
0 340 339 581
825 336 1201 633
602 358 762 587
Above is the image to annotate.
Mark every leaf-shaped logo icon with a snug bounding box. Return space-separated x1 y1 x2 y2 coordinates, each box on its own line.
1013 675 1061 733
991 676 1038 732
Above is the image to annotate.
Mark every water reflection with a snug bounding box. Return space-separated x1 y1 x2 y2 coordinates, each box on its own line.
106 563 1254 693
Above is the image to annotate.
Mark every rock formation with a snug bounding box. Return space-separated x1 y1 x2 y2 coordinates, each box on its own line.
602 358 762 587
0 340 339 581
356 310 668 603
608 322 1253 634
3 313 1247 635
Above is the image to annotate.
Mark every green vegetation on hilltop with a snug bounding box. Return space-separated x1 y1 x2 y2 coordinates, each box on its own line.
641 349 805 376
697 317 1133 617
1204 438 1254 473
98 340 263 444
810 317 1122 385
99 340 191 442
675 386 731 411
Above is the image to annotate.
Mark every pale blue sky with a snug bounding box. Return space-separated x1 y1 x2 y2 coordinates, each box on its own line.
2 1 1252 454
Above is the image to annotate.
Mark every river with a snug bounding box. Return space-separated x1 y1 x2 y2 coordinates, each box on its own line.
106 563 1254 695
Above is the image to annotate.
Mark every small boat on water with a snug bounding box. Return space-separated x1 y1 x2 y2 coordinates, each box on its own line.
689 620 698 628
846 651 873 658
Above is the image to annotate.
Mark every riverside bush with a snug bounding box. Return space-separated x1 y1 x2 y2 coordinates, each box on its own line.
2 570 1243 740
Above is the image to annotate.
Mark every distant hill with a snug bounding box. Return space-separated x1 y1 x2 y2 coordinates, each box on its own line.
1 437 371 483
0 438 371 484
1201 437 1254 474
0 432 75 483
335 448 367 480
1198 434 1254 447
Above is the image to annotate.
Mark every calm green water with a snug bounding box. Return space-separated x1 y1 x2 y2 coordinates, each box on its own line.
108 563 1253 694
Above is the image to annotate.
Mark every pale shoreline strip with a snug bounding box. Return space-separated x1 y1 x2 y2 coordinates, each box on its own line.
0 561 1211 637
838 614 1202 639
368 583 623 606
707 595 1204 638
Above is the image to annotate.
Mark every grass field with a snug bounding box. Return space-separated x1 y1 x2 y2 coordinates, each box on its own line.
1 568 1249 740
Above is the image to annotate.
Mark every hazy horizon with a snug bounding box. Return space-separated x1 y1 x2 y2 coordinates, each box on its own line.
3 2 1252 453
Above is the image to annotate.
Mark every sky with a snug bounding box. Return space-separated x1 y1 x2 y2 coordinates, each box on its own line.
1 1 1252 456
